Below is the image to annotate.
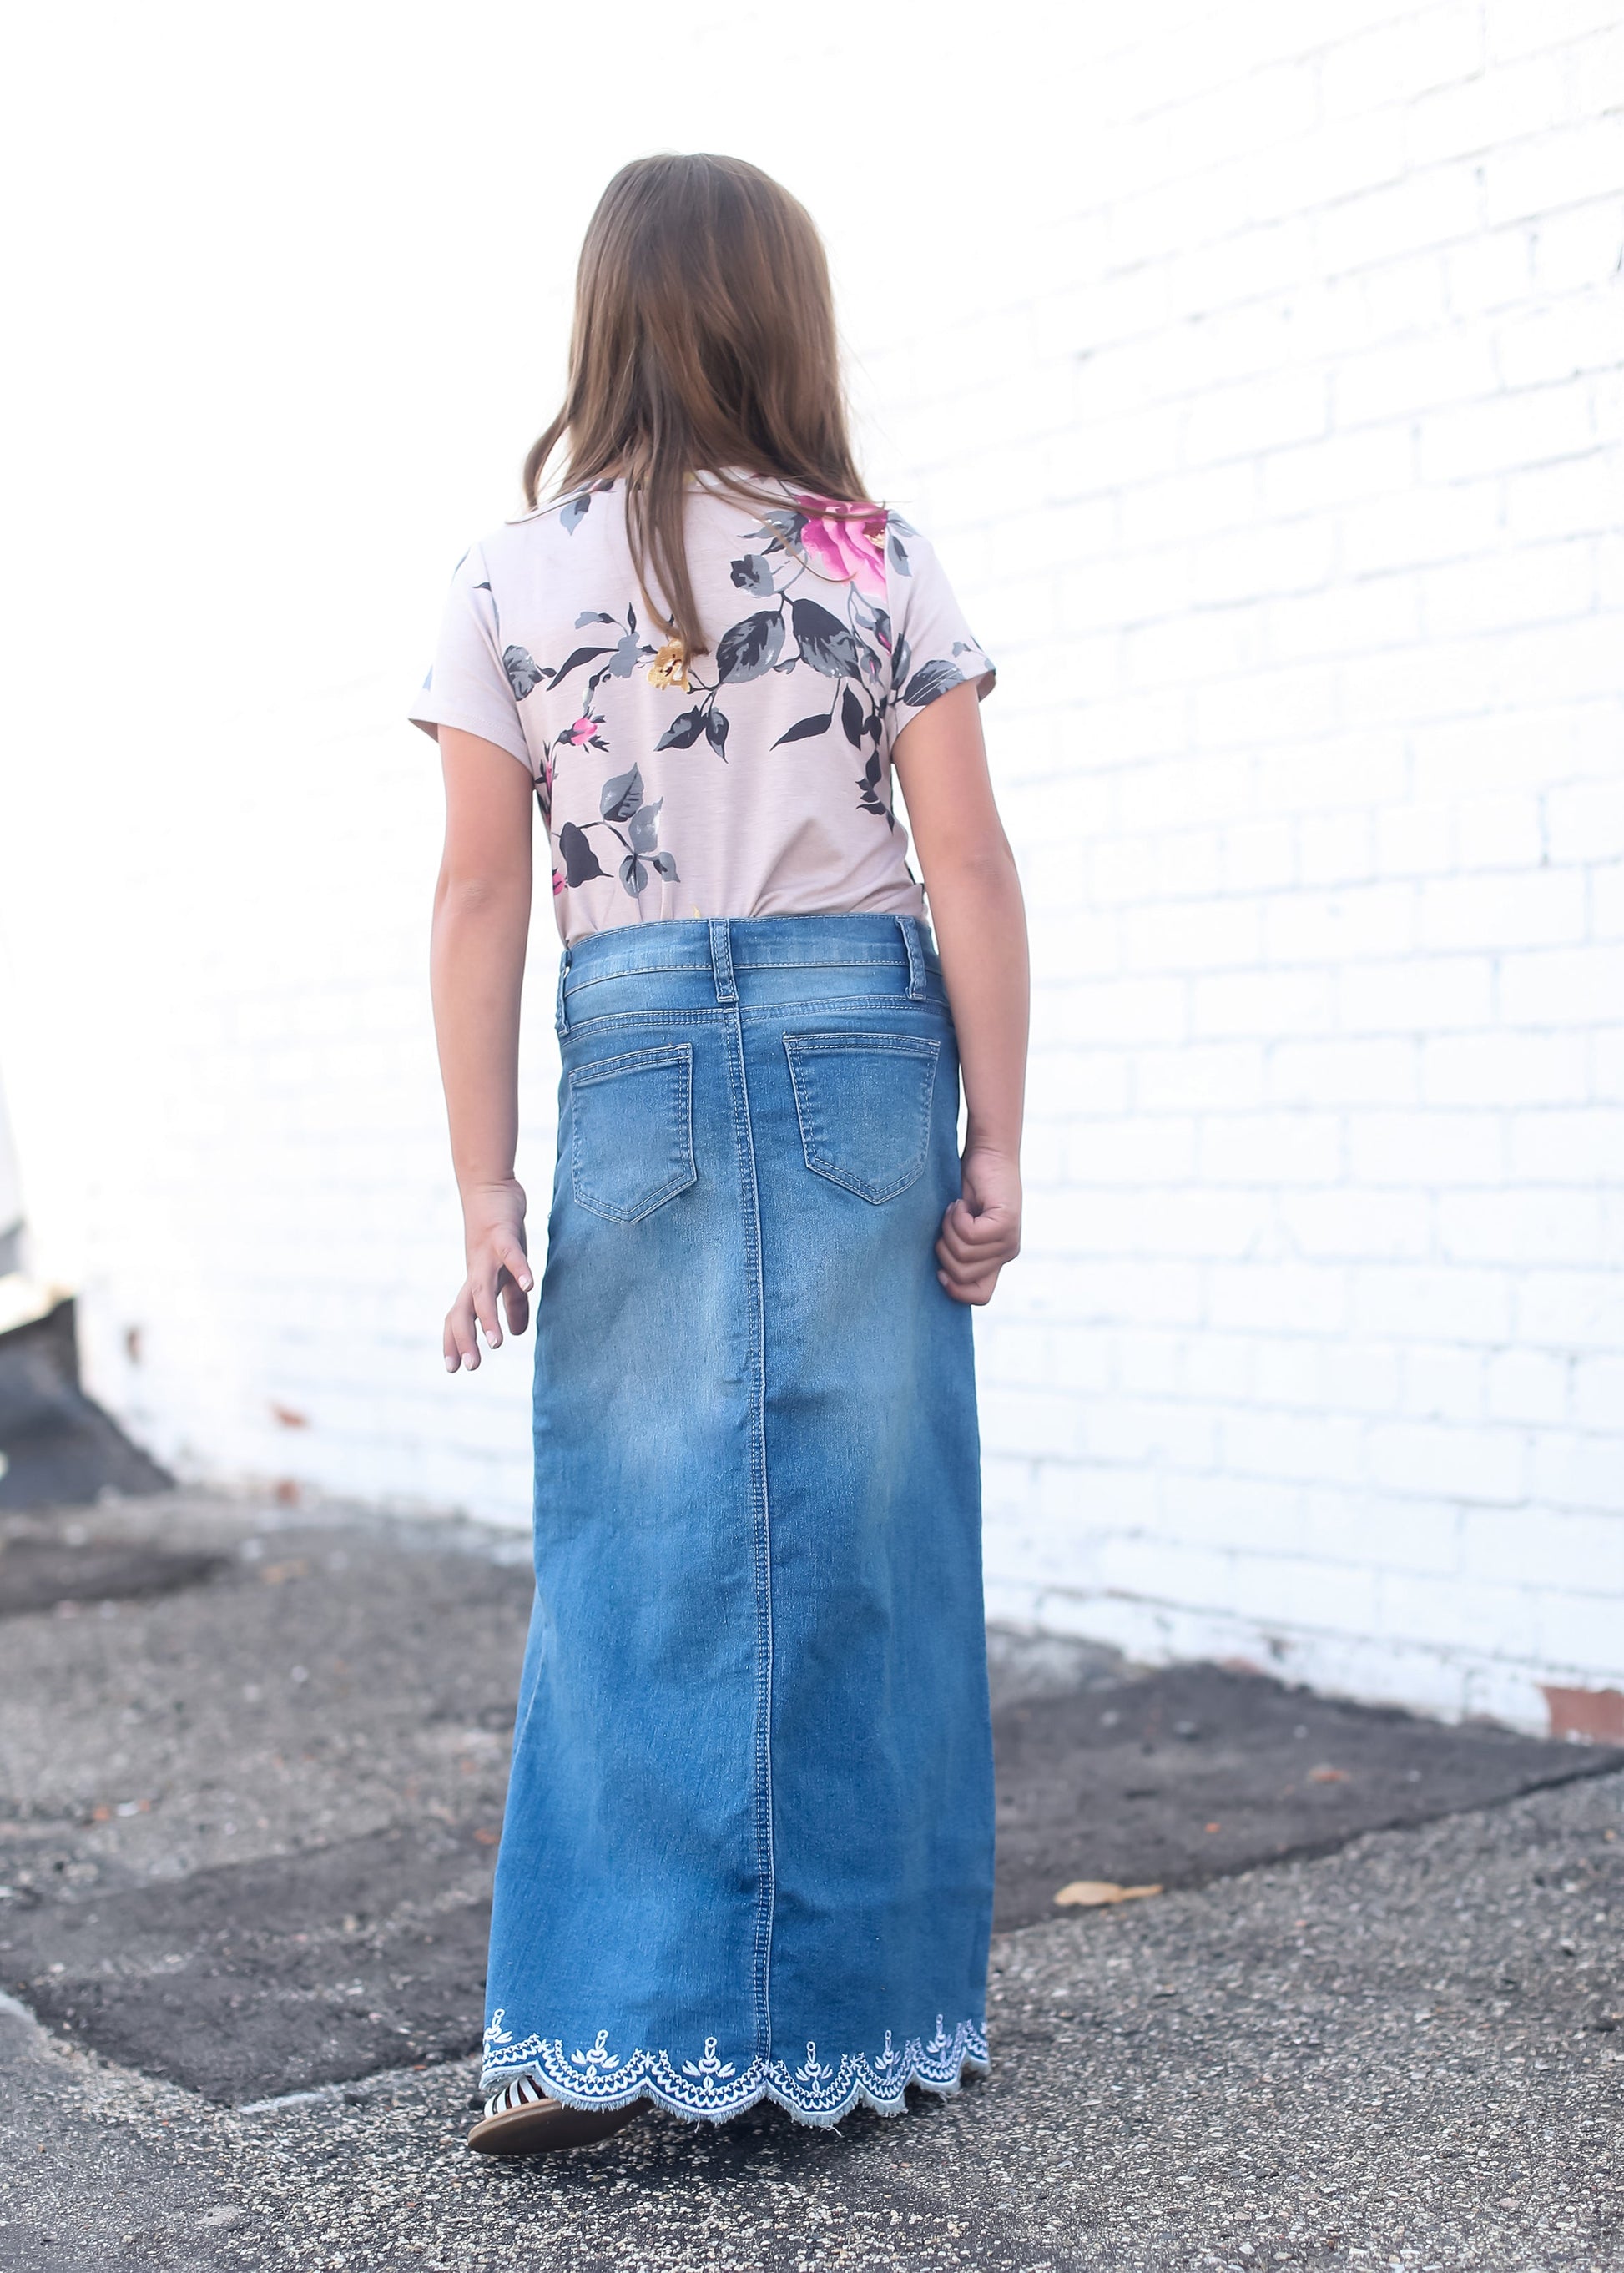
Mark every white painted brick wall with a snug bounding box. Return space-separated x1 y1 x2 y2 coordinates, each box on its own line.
860 0 1624 1731
0 1 1618 1736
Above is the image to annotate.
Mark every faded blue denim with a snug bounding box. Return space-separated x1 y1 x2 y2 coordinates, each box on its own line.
482 913 993 2127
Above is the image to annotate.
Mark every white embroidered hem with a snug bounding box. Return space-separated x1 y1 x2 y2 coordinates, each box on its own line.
479 2014 989 2131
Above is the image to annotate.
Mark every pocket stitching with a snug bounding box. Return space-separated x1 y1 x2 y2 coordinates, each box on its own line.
569 1042 695 1223
571 1041 690 1088
783 1032 941 1205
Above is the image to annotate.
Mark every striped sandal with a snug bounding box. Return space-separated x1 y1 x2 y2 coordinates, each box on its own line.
467 2073 646 2157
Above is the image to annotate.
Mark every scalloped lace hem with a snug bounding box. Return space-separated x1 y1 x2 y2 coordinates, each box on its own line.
479 2013 989 2130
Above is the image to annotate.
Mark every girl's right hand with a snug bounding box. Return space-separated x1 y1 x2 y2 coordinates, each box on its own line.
444 1179 533 1372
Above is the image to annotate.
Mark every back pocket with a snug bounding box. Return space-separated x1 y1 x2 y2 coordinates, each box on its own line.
569 1042 696 1223
784 1031 941 1204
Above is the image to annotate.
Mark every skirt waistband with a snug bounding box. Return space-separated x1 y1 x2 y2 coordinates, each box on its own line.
555 913 940 1036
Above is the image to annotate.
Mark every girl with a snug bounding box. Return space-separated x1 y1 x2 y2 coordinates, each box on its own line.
412 153 1027 2157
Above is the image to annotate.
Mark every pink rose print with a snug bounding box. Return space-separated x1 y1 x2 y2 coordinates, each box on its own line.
564 714 597 747
794 496 888 601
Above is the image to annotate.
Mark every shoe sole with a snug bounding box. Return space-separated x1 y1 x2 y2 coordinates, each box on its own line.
467 2095 646 2158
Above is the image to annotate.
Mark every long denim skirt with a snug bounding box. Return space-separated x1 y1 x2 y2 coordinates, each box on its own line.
480 912 994 2128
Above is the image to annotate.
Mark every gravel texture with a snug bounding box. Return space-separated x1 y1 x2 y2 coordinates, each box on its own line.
3 1772 1619 2270
0 1492 1618 2269
991 1657 1618 1929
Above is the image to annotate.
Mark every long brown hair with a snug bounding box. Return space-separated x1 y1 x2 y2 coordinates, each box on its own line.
522 154 870 659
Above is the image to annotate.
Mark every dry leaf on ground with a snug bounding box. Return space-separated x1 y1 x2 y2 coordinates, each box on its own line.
1053 1879 1163 1908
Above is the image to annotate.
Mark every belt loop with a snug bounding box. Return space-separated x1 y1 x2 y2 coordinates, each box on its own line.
896 913 926 1001
709 917 738 1005
554 943 572 1038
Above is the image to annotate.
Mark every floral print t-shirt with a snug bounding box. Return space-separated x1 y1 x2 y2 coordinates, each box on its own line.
408 474 995 945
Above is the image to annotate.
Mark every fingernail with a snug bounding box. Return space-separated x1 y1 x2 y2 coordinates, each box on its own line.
488 1333 502 1348
461 1353 476 1371
518 1275 533 1292
444 1356 456 1373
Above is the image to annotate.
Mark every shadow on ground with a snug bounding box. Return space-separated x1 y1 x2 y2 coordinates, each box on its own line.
2 1492 1618 2103
0 1300 172 1513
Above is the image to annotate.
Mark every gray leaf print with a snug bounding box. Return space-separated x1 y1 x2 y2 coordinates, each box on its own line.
608 631 643 678
774 712 833 746
628 796 663 854
715 611 785 683
791 598 861 679
502 646 546 699
656 708 706 751
887 532 911 577
558 822 606 885
902 659 965 708
856 751 896 830
651 851 679 881
600 765 643 823
561 491 593 533
551 644 613 686
618 852 648 895
729 553 775 597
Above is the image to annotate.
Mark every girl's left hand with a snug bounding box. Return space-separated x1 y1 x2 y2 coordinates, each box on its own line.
444 1179 532 1372
936 1146 1022 1306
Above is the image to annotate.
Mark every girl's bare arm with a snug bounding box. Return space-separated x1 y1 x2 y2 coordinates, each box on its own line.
891 680 1028 1305
431 726 537 1371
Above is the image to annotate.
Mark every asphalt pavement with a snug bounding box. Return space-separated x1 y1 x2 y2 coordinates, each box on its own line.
1 1489 1619 2270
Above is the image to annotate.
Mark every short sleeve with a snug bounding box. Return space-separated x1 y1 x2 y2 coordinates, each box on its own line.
884 516 996 743
407 543 534 773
